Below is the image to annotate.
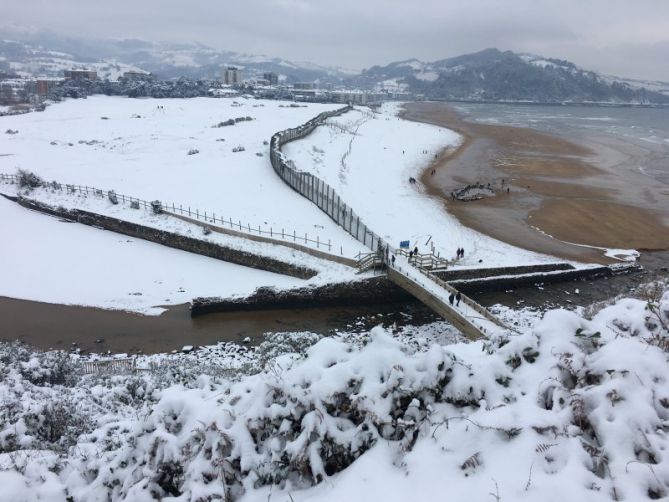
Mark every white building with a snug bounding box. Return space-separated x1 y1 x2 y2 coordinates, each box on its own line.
223 67 242 86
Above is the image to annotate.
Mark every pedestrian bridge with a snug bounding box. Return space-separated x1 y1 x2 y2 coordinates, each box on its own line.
385 254 511 339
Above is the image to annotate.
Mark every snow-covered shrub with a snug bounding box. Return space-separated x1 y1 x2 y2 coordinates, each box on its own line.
1 290 668 501
150 200 162 214
32 397 94 451
16 169 43 189
187 148 199 155
18 349 80 387
130 200 140 209
255 331 321 368
107 190 118 205
213 119 235 127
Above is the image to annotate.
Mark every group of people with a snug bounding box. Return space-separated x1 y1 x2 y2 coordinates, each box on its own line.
448 291 462 307
456 247 465 259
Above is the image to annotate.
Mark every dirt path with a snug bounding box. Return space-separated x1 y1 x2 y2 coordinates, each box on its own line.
401 102 669 263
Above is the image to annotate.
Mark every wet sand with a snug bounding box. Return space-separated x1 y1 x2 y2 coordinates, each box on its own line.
402 102 669 263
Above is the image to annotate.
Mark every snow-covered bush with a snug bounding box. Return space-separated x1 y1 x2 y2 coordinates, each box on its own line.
16 169 43 189
1 290 668 501
150 200 162 214
107 190 118 205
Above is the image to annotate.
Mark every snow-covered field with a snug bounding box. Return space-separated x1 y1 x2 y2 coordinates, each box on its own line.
283 104 570 268
0 195 308 315
0 187 370 314
1 287 667 501
0 96 366 256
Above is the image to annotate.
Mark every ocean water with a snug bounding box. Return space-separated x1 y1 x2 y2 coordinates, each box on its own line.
451 102 669 185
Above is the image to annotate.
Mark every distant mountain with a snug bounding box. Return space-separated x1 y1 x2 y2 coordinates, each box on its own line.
0 32 352 83
3 33 669 105
349 48 669 104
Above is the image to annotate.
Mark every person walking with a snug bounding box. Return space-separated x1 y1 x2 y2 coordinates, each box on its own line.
391 255 396 266
456 291 461 307
414 246 418 256
461 248 465 258
448 293 454 306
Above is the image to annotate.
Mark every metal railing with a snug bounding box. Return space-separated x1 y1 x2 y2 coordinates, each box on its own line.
0 173 344 254
269 106 388 254
417 267 511 329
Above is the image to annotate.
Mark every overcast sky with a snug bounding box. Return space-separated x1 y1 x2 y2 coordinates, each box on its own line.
4 0 669 80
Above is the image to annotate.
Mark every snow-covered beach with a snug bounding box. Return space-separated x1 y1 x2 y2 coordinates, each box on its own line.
0 96 590 317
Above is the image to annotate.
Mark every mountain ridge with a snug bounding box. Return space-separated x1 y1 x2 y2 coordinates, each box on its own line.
1 31 668 104
349 48 669 104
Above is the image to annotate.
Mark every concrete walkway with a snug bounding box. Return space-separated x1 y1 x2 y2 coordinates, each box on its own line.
387 255 510 339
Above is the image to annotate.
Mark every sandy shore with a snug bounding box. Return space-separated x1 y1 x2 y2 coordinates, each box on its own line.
402 102 669 264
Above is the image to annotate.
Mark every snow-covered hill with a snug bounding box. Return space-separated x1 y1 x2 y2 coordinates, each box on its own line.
350 49 669 104
0 35 351 83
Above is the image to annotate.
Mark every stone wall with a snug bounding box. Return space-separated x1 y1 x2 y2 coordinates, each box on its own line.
191 276 414 316
450 264 640 293
7 195 318 279
434 263 573 282
191 263 639 315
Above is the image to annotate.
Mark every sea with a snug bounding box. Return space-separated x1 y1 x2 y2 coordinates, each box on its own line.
450 102 669 185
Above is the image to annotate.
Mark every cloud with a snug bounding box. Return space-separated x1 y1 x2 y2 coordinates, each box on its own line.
2 0 669 79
